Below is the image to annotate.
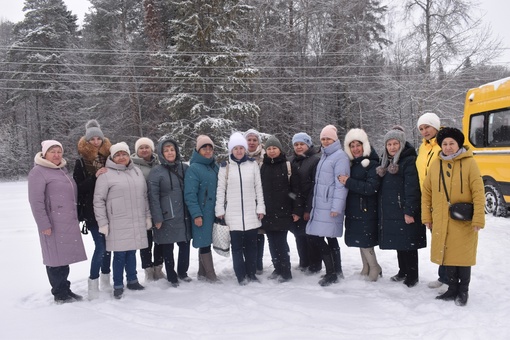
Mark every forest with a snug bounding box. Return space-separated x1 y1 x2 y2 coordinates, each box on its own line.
0 0 508 178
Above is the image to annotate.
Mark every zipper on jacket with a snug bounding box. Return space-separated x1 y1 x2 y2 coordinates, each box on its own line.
397 193 402 209
203 188 208 207
237 163 246 231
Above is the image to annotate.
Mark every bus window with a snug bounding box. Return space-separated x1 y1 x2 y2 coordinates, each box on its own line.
489 110 510 146
469 114 485 147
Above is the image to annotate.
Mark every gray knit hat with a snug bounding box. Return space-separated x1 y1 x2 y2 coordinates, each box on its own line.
264 135 283 151
85 119 104 141
376 126 406 177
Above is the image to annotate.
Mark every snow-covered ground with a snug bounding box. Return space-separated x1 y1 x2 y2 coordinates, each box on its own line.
1 181 509 339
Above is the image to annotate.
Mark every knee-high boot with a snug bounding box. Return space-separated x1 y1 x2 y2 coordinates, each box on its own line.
455 266 471 306
200 252 220 283
359 248 369 276
318 254 338 287
331 247 344 278
361 248 382 281
436 266 458 301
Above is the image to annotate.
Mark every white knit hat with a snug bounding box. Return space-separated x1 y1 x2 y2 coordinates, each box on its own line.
228 132 248 153
110 142 130 157
417 112 440 131
41 140 63 157
244 129 262 143
135 137 155 152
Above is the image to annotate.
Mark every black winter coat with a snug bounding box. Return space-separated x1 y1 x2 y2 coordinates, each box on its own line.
288 147 321 218
344 148 380 248
378 142 426 250
74 159 98 224
260 153 295 231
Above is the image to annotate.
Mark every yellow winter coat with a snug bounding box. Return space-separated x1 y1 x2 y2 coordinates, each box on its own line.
416 137 441 189
421 147 485 266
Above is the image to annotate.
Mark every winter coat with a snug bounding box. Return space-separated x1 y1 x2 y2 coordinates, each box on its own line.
184 149 219 248
147 138 191 245
416 136 441 189
73 137 112 224
93 158 150 252
378 142 426 250
344 148 380 248
215 155 266 232
28 153 87 267
306 140 350 238
131 153 159 179
260 152 295 231
421 147 485 266
288 146 321 218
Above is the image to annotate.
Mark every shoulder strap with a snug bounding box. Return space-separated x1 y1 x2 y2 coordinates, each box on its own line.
440 160 450 204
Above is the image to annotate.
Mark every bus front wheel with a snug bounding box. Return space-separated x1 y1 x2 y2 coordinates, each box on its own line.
484 184 507 217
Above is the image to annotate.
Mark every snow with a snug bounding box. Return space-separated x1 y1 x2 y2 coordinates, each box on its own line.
1 180 510 339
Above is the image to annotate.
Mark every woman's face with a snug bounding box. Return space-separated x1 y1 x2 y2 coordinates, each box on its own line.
198 145 214 159
246 135 259 152
349 140 364 158
293 142 309 156
112 151 130 166
386 139 401 157
163 144 176 163
266 146 281 159
88 136 103 149
441 137 460 156
45 146 63 166
321 137 335 147
137 144 152 161
419 124 438 141
232 146 246 160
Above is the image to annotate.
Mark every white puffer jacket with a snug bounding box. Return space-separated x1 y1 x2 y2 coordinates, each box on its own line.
94 158 150 251
215 158 266 231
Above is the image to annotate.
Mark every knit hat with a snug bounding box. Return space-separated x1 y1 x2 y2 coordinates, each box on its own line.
110 142 130 157
417 112 440 131
436 127 465 147
376 126 406 176
292 132 313 148
320 125 338 141
343 128 371 165
135 137 155 152
196 135 214 151
85 119 104 141
264 135 283 151
41 140 63 157
228 132 248 153
244 129 262 143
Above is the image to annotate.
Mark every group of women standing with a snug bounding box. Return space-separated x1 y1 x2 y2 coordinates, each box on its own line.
28 115 484 307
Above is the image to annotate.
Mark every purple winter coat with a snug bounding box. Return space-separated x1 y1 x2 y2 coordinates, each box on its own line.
28 153 87 267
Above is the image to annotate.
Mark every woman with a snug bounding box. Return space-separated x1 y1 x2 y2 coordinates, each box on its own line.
184 135 220 282
216 132 266 285
260 136 295 282
244 129 266 275
148 137 191 287
416 112 447 289
306 125 350 286
422 127 485 306
93 142 151 299
288 132 322 273
74 119 112 300
338 128 382 281
376 126 426 288
131 137 164 282
28 140 87 303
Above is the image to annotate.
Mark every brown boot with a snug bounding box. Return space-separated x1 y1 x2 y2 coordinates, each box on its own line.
199 252 220 283
197 251 206 281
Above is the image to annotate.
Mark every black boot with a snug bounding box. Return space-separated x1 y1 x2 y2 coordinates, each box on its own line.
455 266 471 306
318 253 338 287
436 266 458 301
331 247 344 279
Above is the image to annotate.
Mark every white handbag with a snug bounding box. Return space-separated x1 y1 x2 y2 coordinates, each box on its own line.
212 218 230 257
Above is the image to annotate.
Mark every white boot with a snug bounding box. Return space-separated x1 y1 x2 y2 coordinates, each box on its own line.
359 248 369 276
100 273 112 291
361 248 382 282
88 278 99 300
153 265 166 280
145 267 155 282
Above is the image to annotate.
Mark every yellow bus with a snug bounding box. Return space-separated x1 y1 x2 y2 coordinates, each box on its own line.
463 77 510 217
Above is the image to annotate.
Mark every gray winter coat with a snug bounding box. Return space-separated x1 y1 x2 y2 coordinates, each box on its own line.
147 138 191 244
93 158 150 251
28 153 87 267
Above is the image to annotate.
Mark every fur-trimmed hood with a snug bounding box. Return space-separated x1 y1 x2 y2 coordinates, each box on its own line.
344 128 371 166
77 136 112 161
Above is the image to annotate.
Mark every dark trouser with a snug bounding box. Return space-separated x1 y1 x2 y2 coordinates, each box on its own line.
199 245 212 254
308 235 335 275
256 233 265 271
290 220 309 268
140 230 164 269
161 241 191 283
46 265 70 299
266 230 292 279
112 250 137 289
438 265 448 284
88 220 111 279
396 250 418 280
327 237 342 274
445 265 471 293
230 229 258 283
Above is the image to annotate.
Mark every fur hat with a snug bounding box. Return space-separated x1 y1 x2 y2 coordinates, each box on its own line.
344 128 371 167
110 142 130 158
377 126 406 177
228 132 248 153
41 140 63 157
437 127 465 147
85 119 104 141
135 137 155 152
264 135 283 151
292 132 313 148
196 135 214 151
320 125 338 141
417 112 440 131
244 129 262 143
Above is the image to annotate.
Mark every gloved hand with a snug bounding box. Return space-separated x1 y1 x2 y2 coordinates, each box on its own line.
99 225 109 237
146 217 153 230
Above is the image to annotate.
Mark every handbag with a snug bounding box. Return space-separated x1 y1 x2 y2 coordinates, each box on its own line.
440 160 474 221
212 218 230 257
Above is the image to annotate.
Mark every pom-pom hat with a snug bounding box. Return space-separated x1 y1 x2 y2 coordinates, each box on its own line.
85 119 104 141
